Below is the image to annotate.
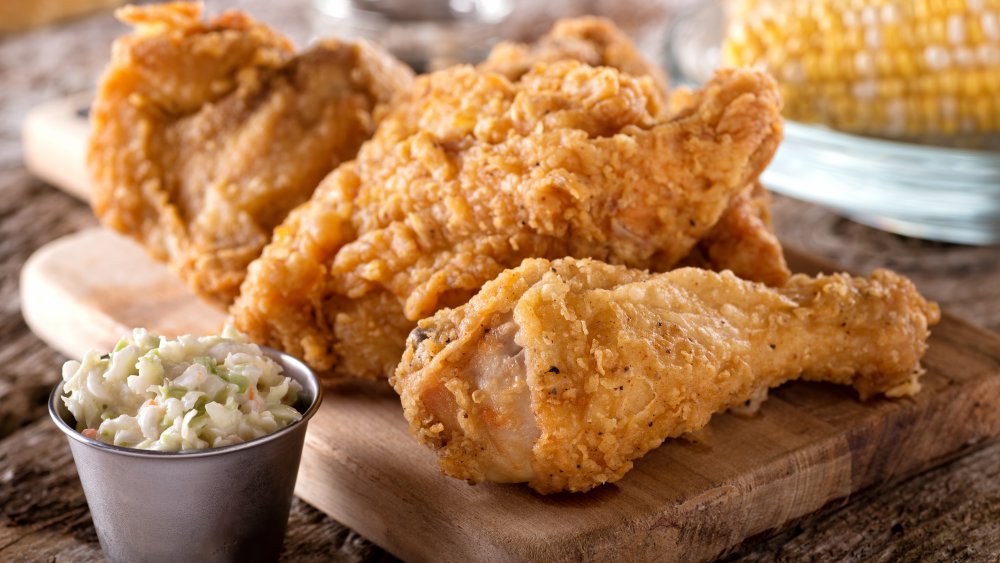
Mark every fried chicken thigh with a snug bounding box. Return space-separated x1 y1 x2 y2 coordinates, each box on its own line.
88 2 413 304
392 258 940 493
232 64 784 380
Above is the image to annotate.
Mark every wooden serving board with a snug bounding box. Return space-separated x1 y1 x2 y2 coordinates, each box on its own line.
21 228 1000 562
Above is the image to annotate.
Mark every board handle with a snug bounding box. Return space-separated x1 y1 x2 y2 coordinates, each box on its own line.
22 92 92 202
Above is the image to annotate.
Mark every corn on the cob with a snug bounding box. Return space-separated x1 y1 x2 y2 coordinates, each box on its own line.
723 0 1000 140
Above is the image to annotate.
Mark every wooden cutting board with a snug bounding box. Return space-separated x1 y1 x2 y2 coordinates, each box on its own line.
21 228 1000 562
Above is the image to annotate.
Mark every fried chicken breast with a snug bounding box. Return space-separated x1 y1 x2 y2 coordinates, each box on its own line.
232 64 783 380
392 258 941 493
88 2 413 305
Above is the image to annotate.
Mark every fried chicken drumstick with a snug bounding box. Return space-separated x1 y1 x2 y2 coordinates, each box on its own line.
232 64 784 380
392 258 940 494
88 2 413 304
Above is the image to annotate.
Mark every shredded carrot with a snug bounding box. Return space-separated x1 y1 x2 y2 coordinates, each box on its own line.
248 388 255 400
82 428 98 439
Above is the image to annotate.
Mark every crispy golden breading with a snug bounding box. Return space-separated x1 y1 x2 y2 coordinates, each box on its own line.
392 258 941 493
479 16 669 99
231 64 784 381
480 15 791 285
88 2 413 305
668 84 789 285
679 181 790 286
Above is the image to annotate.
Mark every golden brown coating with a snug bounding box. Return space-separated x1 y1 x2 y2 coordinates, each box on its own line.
232 65 784 380
88 2 413 305
667 84 789 286
392 258 941 493
479 16 669 98
679 181 790 286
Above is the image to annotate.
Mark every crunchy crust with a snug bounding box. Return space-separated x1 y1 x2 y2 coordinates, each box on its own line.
231 65 784 380
393 258 940 493
480 16 669 99
88 2 413 305
679 181 790 286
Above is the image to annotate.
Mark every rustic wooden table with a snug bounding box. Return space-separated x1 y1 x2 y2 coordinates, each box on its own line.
2 2 999 561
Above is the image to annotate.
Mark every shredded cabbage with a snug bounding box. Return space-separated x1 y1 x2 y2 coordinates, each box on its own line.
61 326 303 451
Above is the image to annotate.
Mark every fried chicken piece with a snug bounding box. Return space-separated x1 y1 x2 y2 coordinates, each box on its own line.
481 16 790 285
678 181 790 286
88 2 413 305
392 258 941 493
479 16 669 100
666 84 790 285
232 64 784 380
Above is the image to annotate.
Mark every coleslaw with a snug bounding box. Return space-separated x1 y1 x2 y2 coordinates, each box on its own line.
60 326 302 451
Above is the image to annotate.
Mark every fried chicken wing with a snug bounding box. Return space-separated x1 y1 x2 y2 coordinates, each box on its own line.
482 17 787 285
232 64 784 380
479 16 669 99
666 83 790 285
88 2 413 305
392 258 941 493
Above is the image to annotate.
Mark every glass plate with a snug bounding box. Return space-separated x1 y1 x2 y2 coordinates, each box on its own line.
663 1 1000 245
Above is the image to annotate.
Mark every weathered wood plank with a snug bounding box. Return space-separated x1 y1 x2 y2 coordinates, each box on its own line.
0 171 98 439
724 436 1000 562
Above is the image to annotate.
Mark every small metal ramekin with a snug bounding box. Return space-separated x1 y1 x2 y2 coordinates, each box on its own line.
48 347 322 563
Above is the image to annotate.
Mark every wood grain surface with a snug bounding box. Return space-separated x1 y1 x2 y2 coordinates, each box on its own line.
2 1 1000 562
19 227 1000 562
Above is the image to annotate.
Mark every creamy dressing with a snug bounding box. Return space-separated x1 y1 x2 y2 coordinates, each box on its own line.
61 326 302 451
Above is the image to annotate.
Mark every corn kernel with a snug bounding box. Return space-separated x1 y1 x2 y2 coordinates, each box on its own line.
962 71 984 95
721 0 1000 136
929 17 947 43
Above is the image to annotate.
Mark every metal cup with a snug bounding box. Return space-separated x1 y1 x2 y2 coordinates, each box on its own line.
48 348 322 563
